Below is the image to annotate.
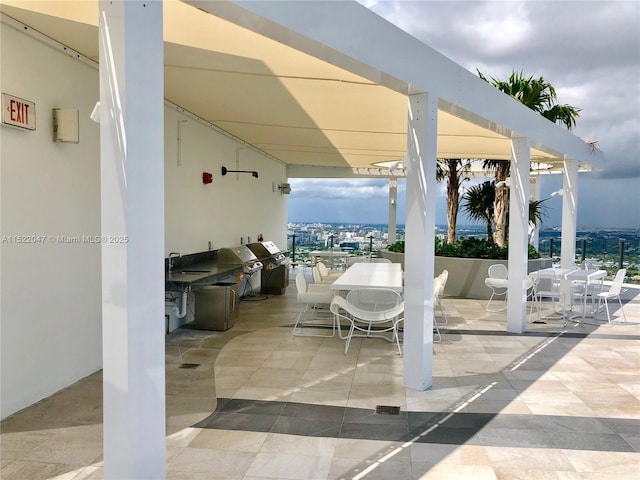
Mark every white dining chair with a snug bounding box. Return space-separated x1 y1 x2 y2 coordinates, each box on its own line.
431 275 443 342
526 272 540 316
435 269 449 326
370 258 392 263
346 257 369 267
312 266 334 284
533 270 567 325
317 261 343 281
346 288 401 312
484 264 509 312
330 289 404 354
292 273 337 337
595 268 627 325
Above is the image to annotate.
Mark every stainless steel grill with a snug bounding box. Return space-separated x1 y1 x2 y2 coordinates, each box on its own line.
247 241 288 267
247 241 289 295
217 246 263 274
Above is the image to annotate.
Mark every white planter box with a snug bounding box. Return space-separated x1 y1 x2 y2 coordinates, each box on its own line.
379 250 552 300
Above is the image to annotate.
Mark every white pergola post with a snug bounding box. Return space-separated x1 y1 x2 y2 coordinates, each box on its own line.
98 2 165 479
506 137 531 334
561 157 578 268
403 93 437 390
388 178 398 243
529 176 541 249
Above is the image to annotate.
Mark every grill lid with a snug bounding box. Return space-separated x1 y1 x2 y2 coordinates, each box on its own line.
218 245 259 264
247 241 281 258
247 241 287 266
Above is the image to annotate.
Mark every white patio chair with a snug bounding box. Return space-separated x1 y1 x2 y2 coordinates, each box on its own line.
485 264 509 312
346 288 401 312
346 257 370 267
330 289 404 354
533 270 567 325
431 275 443 342
570 273 604 312
595 268 627 325
292 273 337 337
526 272 540 316
435 269 449 325
312 266 334 284
317 261 343 281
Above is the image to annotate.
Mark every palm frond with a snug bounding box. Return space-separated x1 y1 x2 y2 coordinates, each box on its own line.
462 181 495 224
476 68 581 130
528 198 549 227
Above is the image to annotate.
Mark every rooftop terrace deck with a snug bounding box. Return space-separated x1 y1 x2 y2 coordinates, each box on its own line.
1 267 638 479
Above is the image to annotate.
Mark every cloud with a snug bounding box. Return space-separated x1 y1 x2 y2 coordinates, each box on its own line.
290 178 391 200
287 178 397 223
279 3 640 227
328 0 640 228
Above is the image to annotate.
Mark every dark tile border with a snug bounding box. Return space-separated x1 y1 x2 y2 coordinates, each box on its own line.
441 328 640 340
195 398 638 452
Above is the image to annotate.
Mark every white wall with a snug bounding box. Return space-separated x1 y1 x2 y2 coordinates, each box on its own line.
1 17 290 419
1 21 102 419
164 109 288 254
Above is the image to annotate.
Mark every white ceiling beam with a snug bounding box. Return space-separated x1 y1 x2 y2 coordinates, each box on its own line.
287 164 405 179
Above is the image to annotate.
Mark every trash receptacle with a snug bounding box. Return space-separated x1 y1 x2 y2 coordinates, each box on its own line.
194 282 239 330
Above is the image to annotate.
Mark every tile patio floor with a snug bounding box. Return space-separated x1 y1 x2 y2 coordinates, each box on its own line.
1 268 639 479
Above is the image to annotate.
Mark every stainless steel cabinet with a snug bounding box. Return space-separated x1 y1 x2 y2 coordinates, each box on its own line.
194 282 239 331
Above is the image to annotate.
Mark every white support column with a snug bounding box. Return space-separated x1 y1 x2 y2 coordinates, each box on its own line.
388 178 398 243
560 157 578 269
529 176 541 249
98 2 165 479
506 137 531 334
403 93 437 390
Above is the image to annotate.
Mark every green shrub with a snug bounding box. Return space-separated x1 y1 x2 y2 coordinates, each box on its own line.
387 241 405 252
387 237 540 259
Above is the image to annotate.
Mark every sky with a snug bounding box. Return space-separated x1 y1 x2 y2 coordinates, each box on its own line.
288 0 640 229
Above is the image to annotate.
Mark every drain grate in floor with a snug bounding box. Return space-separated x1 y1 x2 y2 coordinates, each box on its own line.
375 405 401 415
178 363 200 369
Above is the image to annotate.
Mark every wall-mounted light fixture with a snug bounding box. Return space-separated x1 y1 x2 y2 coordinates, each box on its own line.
89 101 100 123
221 166 258 178
550 189 565 197
389 161 405 174
495 177 511 188
278 183 291 194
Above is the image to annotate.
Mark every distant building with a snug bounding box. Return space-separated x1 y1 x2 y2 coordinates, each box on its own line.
340 242 359 251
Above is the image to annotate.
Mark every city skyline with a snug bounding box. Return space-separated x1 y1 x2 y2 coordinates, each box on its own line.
289 1 640 229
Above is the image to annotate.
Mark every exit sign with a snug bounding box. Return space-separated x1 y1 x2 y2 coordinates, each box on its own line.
2 93 36 130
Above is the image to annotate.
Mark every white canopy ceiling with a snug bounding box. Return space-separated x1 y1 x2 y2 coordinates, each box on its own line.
0 0 603 176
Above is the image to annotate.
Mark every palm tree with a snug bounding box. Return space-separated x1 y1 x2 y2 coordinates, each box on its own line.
481 158 510 247
528 198 548 228
437 158 471 244
463 181 549 246
462 181 495 244
477 69 581 247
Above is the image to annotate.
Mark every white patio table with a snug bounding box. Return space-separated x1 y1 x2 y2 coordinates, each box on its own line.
534 268 607 322
330 262 403 293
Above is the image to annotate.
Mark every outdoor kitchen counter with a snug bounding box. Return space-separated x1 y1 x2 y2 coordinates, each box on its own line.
165 261 243 291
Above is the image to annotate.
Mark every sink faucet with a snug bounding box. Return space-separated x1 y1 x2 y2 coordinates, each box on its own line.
168 252 181 273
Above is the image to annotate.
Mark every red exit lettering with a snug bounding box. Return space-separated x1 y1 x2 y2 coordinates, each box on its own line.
9 99 29 125
2 93 36 130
